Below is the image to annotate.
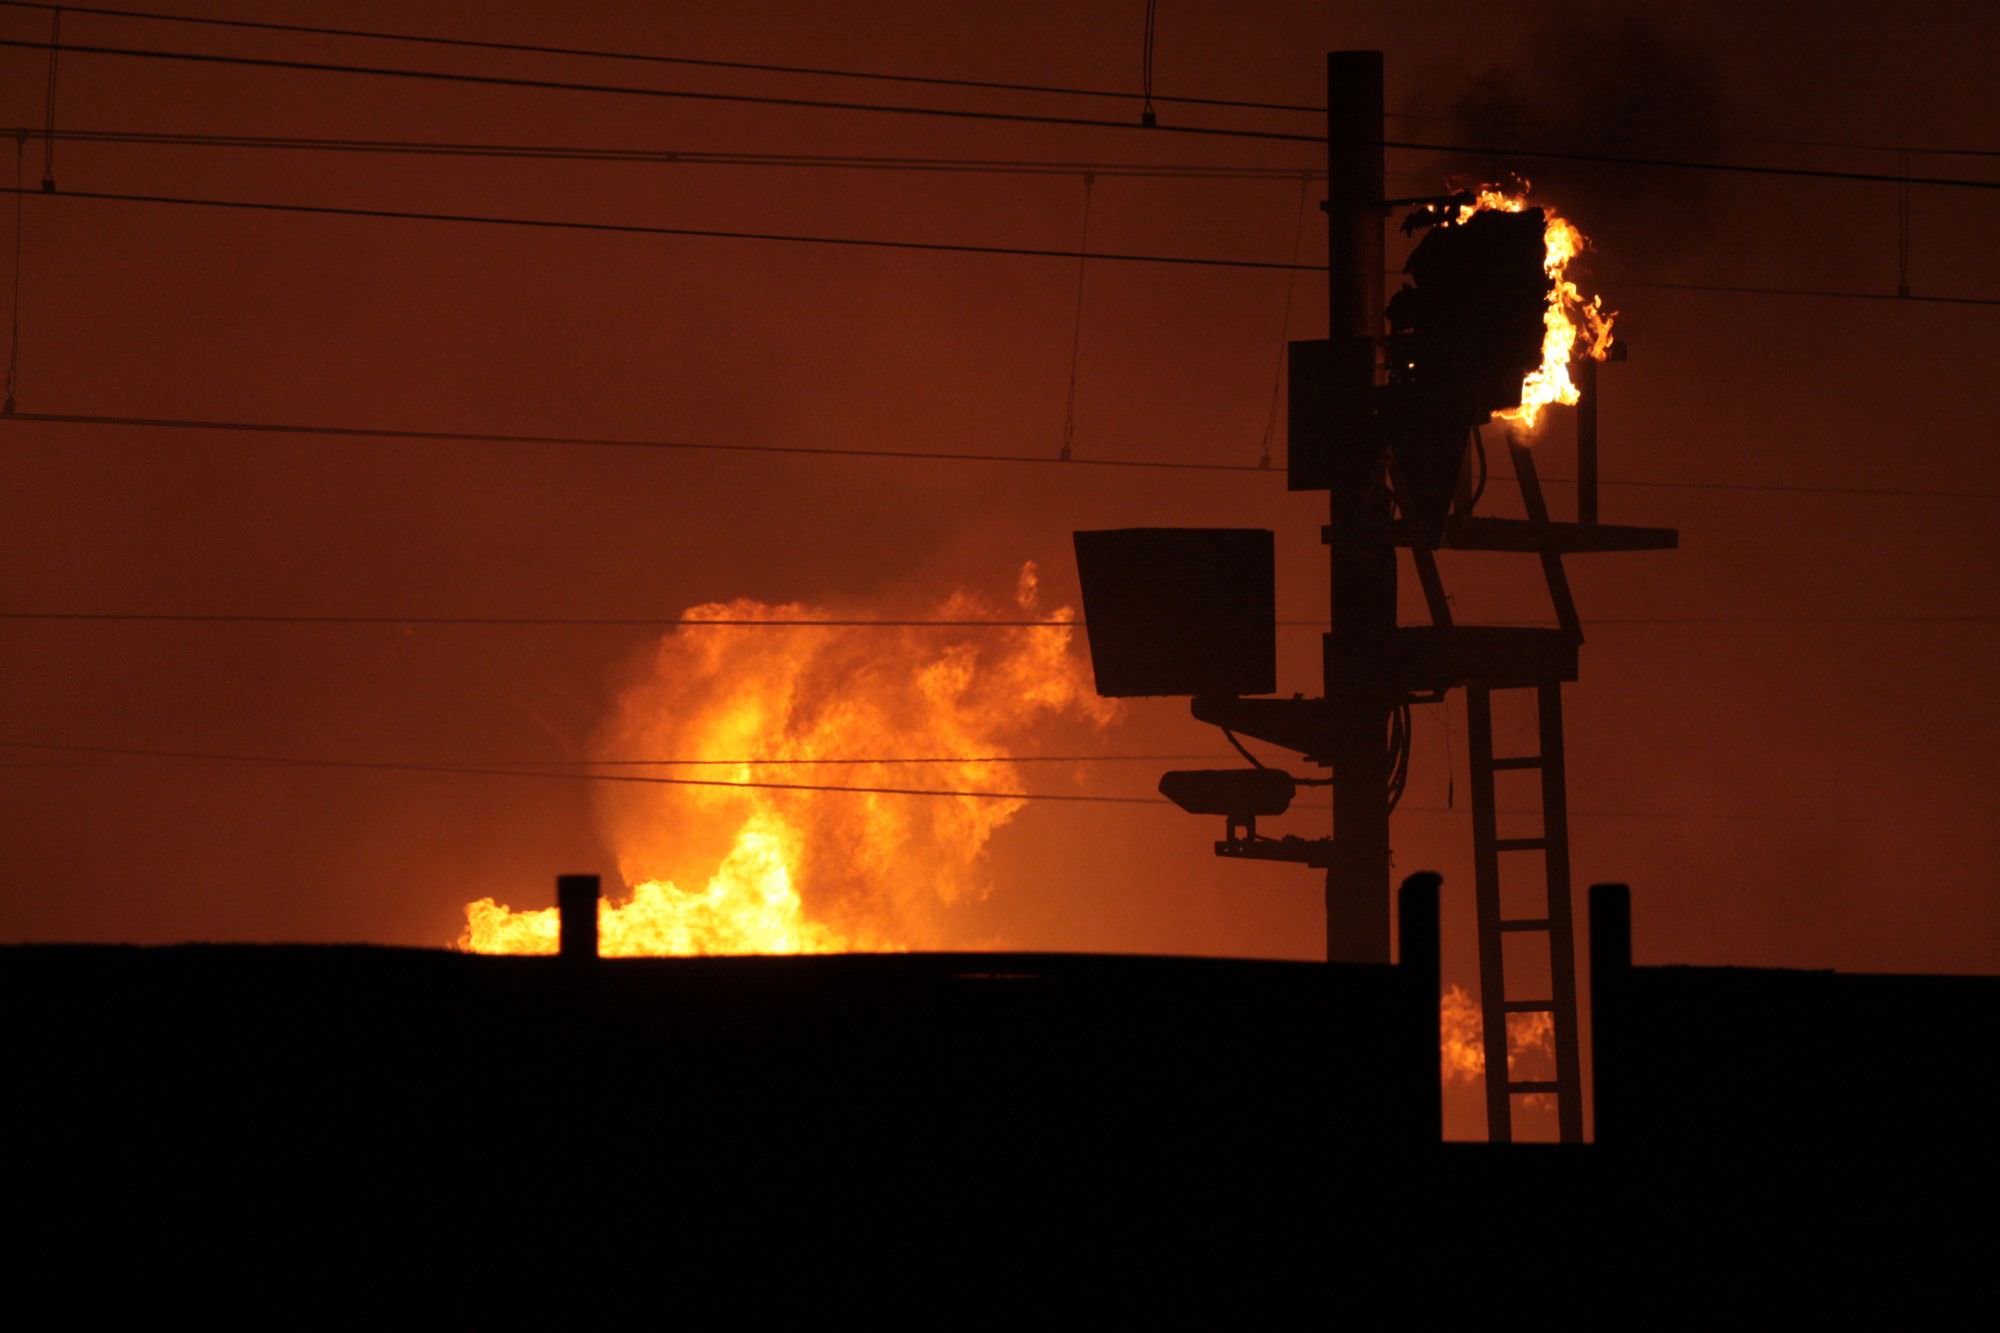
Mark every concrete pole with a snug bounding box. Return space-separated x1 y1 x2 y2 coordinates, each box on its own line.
1323 51 1394 964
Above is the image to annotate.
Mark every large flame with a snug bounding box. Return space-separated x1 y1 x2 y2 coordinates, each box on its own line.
458 564 1114 956
1455 185 1616 432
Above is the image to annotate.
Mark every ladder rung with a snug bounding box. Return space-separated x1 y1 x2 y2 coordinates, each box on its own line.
1493 837 1547 852
1490 755 1543 770
1506 1081 1561 1095
1503 999 1555 1013
1498 917 1550 932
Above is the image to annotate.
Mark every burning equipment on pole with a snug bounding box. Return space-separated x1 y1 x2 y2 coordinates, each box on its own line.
1072 51 1676 1146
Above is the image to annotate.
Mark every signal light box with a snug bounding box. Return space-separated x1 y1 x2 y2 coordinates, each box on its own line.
1072 528 1275 698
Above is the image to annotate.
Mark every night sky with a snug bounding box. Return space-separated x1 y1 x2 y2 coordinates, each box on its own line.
3 0 1995 1004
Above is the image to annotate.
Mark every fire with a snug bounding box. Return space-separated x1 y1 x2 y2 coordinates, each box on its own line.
1456 184 1616 431
460 811 839 955
1440 983 1556 1097
458 564 1114 956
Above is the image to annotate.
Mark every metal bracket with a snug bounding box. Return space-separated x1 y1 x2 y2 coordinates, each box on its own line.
1215 836 1335 869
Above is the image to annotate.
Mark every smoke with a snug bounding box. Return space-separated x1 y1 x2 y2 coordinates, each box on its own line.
1434 13 1728 268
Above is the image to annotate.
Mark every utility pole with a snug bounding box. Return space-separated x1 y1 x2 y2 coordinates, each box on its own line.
1322 51 1394 964
1074 51 1675 1142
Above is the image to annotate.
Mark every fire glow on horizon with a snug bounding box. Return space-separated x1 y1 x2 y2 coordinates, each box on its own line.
457 564 1114 956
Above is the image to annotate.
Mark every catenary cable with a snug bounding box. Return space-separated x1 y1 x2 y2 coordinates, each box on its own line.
0 38 1322 144
8 186 1995 307
0 0 1334 117
0 184 1318 272
9 411 2000 499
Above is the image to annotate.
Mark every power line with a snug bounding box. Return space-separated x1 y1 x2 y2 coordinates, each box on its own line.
6 750 1229 768
0 0 1336 119
1516 471 2000 501
10 411 2000 500
1492 467 2000 501
35 119 2000 198
0 612 1088 627
36 4 57 189
12 0 1999 165
0 739 1173 804
1755 133 2000 162
3 612 1997 629
0 409 1276 473
1139 0 1160 127
4 134 23 414
0 38 1321 145
1383 136 2000 192
13 183 1999 310
9 127 1334 180
0 740 1947 827
8 36 1999 192
518 753 1223 767
18 34 2000 189
1498 615 2000 626
1613 277 2000 309
0 184 1317 272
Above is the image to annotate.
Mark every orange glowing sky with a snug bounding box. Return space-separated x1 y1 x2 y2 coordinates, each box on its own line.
2 0 1996 1086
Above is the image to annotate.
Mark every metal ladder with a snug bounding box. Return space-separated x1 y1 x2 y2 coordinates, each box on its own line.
1465 679 1585 1142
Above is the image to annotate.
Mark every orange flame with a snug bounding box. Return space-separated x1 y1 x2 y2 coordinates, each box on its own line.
1455 184 1616 432
1440 983 1556 1098
458 564 1114 956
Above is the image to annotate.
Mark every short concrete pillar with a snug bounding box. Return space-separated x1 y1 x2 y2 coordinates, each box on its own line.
557 874 600 960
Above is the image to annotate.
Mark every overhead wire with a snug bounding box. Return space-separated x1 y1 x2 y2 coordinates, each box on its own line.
10 0 2000 164
1139 0 1159 127
9 184 1996 308
1058 172 1093 461
1 745 1233 767
1754 133 2000 161
0 612 1089 626
9 411 2000 500
1258 173 1314 469
0 38 1322 144
0 183 1317 272
502 753 1226 767
2 612 1995 628
1897 150 1912 299
0 739 1178 804
1614 278 2000 308
0 0 1337 118
8 33 2000 193
1380 136 2000 191
0 409 1277 472
0 740 1926 827
7 34 1999 187
1386 705 1411 814
10 127 1332 179
3 132 21 413
1501 469 2000 500
36 3 58 190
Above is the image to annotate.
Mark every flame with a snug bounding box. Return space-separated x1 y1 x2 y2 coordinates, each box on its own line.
1440 983 1556 1102
1455 184 1616 432
458 564 1114 956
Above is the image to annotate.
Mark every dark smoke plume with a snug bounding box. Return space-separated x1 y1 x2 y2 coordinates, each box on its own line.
1437 14 1727 270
